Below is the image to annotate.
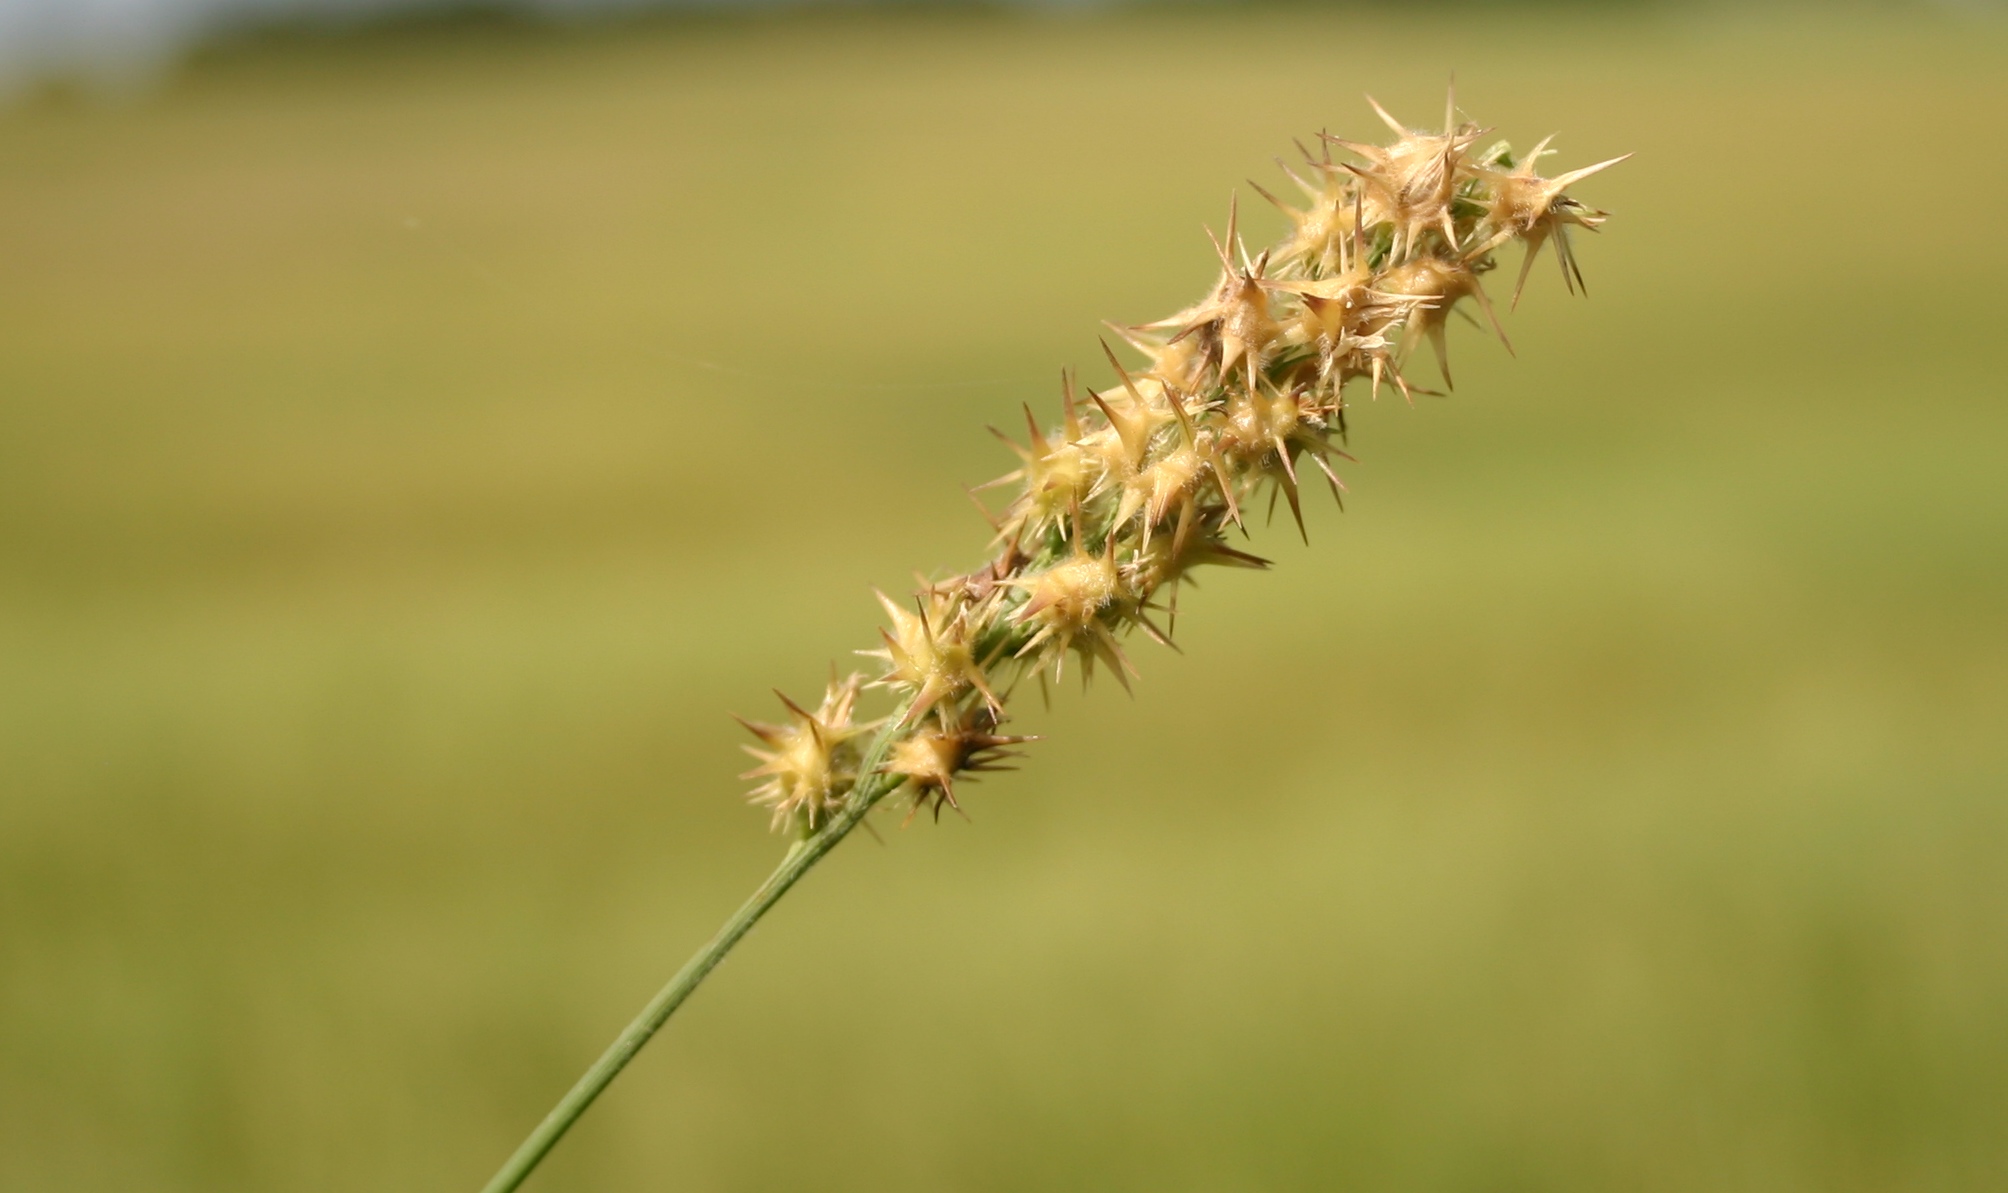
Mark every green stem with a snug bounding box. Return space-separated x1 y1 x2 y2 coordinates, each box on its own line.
478 709 913 1193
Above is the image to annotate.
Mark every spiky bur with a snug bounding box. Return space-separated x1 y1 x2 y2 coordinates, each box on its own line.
738 90 1626 834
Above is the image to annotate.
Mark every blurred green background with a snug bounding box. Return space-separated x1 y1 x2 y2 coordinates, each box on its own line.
3 5 2007 1191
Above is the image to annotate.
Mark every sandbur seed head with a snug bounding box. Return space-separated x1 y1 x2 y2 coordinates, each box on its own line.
887 707 1033 822
1257 160 1357 278
861 587 1002 724
738 87 1623 830
1466 136 1631 305
1328 93 1485 262
988 377 1092 544
736 672 874 833
1014 541 1120 641
1377 254 1507 389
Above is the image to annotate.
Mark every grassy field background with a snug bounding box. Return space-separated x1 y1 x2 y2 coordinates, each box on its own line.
3 6 2006 1191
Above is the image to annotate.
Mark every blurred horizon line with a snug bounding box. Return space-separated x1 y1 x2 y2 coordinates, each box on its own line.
2 0 1939 97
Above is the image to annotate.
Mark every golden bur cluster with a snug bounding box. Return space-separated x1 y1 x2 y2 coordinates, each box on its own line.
737 92 1626 833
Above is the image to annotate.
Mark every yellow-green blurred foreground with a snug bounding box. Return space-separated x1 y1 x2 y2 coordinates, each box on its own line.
4 7 2006 1191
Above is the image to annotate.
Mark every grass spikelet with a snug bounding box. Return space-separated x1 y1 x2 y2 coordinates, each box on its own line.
482 89 1624 1193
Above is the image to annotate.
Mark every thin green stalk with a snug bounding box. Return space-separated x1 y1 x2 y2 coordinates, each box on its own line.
477 708 913 1193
